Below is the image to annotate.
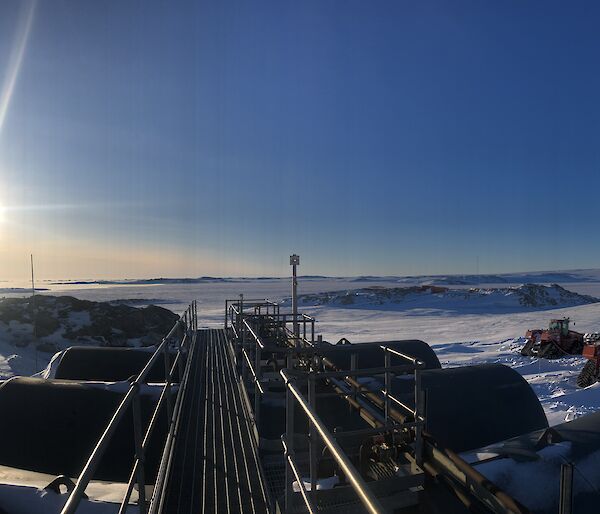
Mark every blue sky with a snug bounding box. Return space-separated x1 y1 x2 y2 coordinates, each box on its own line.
0 0 599 279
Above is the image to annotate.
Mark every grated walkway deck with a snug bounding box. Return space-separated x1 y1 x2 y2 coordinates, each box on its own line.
162 329 269 513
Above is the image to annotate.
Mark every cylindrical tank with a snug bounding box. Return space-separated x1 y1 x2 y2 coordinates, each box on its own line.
0 377 167 481
392 364 548 452
52 346 174 382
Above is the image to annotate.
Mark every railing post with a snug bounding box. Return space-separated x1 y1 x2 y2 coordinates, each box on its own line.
311 320 315 345
177 329 185 382
254 344 261 428
285 380 295 513
350 353 358 403
193 300 197 331
559 463 574 514
241 323 248 385
237 295 243 350
414 364 423 467
384 350 391 422
308 372 317 498
290 254 300 339
132 386 146 514
163 348 173 425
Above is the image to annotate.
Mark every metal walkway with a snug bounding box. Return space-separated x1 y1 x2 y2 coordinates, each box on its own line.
162 329 269 514
55 295 533 514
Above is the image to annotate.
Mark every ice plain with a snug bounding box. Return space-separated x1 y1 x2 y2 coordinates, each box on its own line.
3 269 600 426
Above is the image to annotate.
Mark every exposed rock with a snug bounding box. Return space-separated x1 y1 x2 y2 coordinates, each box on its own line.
0 295 178 349
288 284 599 313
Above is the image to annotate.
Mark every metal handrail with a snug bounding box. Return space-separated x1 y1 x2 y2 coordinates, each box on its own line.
380 345 425 368
243 319 265 349
237 312 316 322
280 368 385 514
242 347 264 395
226 298 277 304
61 301 197 514
147 325 199 514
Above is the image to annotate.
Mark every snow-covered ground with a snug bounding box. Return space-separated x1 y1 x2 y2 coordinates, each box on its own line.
2 269 600 426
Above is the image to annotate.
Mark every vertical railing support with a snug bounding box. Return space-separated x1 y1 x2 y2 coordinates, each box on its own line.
384 350 391 422
193 300 197 331
285 383 295 513
290 254 300 339
238 295 244 350
350 353 358 404
163 348 173 425
308 373 318 497
132 386 146 514
414 363 423 467
254 344 261 428
559 463 574 514
241 323 248 385
177 328 185 382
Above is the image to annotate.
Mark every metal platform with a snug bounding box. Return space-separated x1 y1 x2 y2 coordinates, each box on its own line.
47 297 547 514
161 329 269 513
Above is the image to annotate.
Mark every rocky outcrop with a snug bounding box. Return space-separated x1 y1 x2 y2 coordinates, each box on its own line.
0 295 178 349
288 284 599 312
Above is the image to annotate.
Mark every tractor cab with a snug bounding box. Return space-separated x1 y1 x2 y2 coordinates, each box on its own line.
549 318 570 336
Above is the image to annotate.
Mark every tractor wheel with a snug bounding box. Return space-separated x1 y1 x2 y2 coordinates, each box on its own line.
577 360 599 388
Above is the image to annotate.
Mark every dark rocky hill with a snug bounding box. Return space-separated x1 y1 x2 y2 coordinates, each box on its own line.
0 295 178 355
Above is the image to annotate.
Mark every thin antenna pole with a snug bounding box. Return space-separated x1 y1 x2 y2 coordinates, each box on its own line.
290 254 300 340
31 254 36 339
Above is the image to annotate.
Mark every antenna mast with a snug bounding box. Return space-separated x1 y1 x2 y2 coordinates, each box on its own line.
290 254 300 340
31 254 36 339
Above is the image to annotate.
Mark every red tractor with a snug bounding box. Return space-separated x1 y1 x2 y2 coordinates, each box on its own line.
577 333 600 387
521 318 584 359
